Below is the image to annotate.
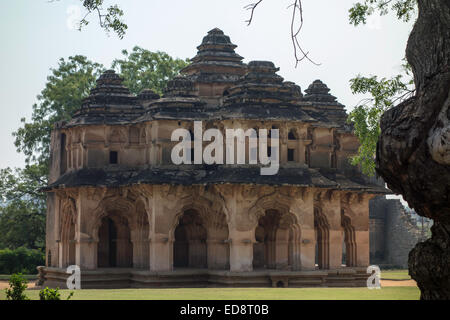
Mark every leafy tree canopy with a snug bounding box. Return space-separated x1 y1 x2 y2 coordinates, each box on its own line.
0 201 46 250
347 72 414 175
349 0 417 26
13 56 104 165
112 47 190 96
347 1 417 176
65 0 127 38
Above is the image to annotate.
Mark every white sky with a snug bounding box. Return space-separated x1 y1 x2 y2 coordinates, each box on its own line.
0 0 415 169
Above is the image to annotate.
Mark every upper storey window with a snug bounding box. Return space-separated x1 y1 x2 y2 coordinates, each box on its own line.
109 151 118 164
288 130 297 140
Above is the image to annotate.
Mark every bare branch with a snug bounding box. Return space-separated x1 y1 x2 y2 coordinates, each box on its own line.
244 0 263 26
290 0 321 67
245 0 320 68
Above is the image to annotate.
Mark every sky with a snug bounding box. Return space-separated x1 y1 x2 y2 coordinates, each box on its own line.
0 0 415 169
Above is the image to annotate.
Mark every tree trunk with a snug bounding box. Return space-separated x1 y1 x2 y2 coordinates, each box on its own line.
376 0 450 299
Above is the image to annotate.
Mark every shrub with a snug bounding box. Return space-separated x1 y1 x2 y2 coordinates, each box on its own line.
0 247 44 274
5 273 29 300
39 287 74 300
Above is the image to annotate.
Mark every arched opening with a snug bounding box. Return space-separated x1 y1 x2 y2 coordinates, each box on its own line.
97 215 133 268
60 133 67 174
288 129 297 140
253 209 298 270
314 207 330 270
341 211 357 267
173 209 207 269
60 207 76 268
330 152 337 169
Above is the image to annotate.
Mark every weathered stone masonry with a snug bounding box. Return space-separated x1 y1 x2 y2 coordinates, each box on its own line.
40 28 389 288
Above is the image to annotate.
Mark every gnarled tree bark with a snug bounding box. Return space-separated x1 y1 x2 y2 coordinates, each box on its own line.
376 0 450 300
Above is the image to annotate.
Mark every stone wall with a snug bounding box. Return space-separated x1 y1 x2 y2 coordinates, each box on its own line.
369 196 424 268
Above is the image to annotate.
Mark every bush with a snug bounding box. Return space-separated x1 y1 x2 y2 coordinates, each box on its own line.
5 273 29 300
39 287 74 300
0 247 44 274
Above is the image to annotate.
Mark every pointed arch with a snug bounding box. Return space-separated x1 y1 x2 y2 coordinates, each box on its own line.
60 198 77 268
249 195 302 271
341 210 357 267
314 206 330 269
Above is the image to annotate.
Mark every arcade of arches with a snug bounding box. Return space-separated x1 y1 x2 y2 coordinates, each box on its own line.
50 185 372 276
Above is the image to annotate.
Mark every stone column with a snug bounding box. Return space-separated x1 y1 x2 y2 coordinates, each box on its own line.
229 229 255 272
299 228 315 270
329 230 343 269
149 186 173 271
149 234 172 271
75 189 100 270
75 239 98 269
320 191 343 269
355 230 370 267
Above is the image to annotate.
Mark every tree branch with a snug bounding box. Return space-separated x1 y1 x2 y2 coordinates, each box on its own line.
245 0 320 67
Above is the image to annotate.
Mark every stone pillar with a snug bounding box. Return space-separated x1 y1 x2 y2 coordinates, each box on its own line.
355 230 370 267
299 228 315 270
75 239 97 269
229 229 254 272
289 238 302 271
149 186 174 271
329 230 343 269
319 190 342 269
58 241 63 268
149 234 172 271
75 189 100 270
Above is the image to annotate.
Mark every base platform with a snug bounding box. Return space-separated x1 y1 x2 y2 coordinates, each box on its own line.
37 267 370 289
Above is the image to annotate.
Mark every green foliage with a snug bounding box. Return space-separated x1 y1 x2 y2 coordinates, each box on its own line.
39 287 60 300
347 74 414 176
0 248 45 274
0 201 46 251
78 0 127 39
39 287 74 300
347 1 417 176
13 56 104 165
349 0 417 26
5 273 29 300
0 163 48 204
112 46 190 95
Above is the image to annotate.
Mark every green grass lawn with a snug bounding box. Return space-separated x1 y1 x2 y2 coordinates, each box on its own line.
0 287 419 300
0 274 37 281
380 269 411 280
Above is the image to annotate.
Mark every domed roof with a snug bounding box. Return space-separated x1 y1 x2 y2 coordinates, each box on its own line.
138 88 160 101
181 28 246 83
304 79 337 103
163 75 196 97
223 60 303 106
67 70 142 126
198 27 237 48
